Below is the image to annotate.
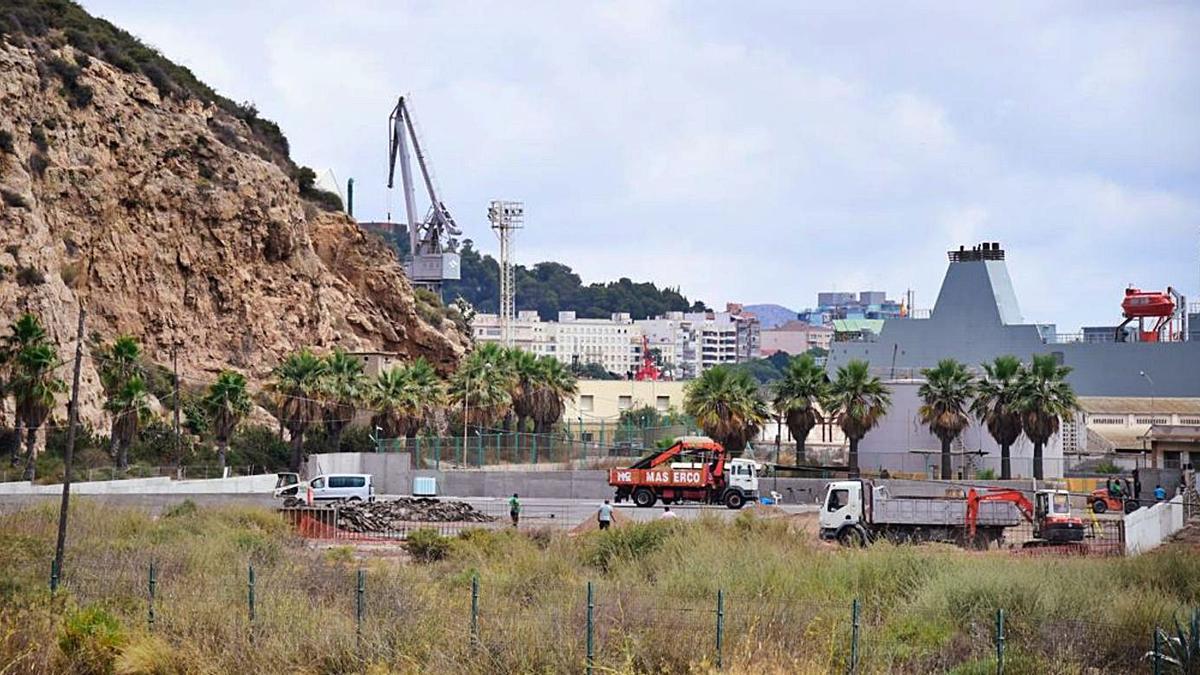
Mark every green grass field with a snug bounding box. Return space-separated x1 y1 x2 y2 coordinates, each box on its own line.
0 501 1195 674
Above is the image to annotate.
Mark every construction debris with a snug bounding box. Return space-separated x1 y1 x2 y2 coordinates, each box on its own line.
319 498 495 532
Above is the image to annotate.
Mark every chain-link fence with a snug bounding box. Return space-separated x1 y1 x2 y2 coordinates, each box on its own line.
54 564 1191 673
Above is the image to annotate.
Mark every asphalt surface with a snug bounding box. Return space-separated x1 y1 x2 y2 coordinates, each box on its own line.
0 492 817 527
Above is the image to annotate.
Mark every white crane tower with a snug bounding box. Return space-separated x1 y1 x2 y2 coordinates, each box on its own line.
387 96 462 294
488 200 524 347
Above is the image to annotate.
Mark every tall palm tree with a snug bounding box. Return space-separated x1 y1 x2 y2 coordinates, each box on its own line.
918 359 976 480
683 366 769 456
448 343 515 434
271 349 327 472
771 354 829 464
510 350 540 433
1 314 49 466
530 356 578 434
1016 353 1078 480
825 359 891 477
368 359 445 446
320 350 365 452
10 343 65 481
203 370 252 470
105 375 152 471
971 355 1024 479
97 335 144 467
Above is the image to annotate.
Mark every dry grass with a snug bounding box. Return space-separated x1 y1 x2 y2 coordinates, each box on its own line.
0 501 1196 674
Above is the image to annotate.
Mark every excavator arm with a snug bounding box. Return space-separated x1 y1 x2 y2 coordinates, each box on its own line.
966 488 1034 539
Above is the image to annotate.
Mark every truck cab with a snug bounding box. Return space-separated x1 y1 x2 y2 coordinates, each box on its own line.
819 480 866 543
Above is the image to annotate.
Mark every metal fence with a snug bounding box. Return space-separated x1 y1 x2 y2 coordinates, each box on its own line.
54 563 1190 673
378 422 697 470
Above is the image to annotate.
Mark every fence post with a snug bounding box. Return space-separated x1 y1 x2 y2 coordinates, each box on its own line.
994 608 1004 675
435 437 441 471
148 562 157 632
849 598 860 674
1152 628 1162 675
248 563 256 631
356 568 365 649
532 433 538 465
586 581 595 675
715 589 725 670
477 433 483 467
470 574 479 644
50 558 60 593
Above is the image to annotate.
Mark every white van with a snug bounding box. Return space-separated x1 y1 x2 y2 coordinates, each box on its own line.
274 472 375 503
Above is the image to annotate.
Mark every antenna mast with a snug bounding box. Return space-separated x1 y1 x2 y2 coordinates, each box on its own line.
488 200 524 347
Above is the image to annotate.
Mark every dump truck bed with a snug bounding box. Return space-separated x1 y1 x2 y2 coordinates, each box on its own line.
874 496 1020 527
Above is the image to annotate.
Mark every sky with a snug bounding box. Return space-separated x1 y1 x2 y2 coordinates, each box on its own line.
82 0 1200 332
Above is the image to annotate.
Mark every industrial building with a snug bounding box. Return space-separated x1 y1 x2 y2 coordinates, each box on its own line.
827 243 1200 398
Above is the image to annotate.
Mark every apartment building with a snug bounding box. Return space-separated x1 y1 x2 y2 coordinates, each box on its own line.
472 311 642 376
760 320 834 356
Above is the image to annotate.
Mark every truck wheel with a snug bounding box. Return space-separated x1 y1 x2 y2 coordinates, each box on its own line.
1124 500 1139 515
1091 500 1107 515
724 490 746 510
633 488 657 508
838 527 866 547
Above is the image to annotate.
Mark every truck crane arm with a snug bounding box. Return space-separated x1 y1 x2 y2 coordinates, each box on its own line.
629 438 727 479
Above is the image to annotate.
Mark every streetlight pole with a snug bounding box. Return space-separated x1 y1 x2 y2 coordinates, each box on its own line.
1140 370 1156 471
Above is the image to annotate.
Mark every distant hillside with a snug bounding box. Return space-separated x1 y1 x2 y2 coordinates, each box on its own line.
361 233 709 321
744 304 798 329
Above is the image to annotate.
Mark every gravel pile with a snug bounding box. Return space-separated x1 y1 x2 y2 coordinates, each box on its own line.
330 498 495 532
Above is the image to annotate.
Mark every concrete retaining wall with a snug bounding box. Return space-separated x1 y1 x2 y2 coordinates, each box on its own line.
1123 495 1185 555
0 474 277 495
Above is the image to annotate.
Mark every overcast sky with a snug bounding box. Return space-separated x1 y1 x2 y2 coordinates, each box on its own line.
82 1 1200 331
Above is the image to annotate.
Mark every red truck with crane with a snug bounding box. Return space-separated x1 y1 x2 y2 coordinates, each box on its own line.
609 436 759 509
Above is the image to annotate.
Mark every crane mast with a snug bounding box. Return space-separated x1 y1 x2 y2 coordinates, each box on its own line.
386 96 462 293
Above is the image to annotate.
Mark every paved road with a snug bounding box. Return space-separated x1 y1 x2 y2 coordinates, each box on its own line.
0 492 816 528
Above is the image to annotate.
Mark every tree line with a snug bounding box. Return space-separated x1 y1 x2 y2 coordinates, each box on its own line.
682 353 1078 480
440 239 706 321
1 315 584 480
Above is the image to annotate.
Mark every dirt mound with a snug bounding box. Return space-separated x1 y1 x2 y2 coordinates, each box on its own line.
569 508 629 536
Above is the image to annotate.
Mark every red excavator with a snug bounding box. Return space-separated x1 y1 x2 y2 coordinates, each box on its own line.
967 487 1085 547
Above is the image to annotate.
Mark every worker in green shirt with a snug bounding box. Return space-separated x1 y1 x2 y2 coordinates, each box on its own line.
508 493 521 528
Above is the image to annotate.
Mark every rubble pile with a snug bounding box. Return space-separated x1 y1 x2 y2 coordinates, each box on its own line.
335 498 495 532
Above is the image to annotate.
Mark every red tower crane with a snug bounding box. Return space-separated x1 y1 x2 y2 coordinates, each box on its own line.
633 335 661 381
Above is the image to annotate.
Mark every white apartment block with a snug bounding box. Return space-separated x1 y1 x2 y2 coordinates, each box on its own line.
472 311 642 376
471 304 761 379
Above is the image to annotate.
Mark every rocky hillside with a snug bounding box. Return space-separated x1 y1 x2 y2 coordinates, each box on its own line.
0 18 467 428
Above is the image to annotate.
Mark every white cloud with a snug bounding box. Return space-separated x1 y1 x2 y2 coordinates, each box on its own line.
79 0 1200 330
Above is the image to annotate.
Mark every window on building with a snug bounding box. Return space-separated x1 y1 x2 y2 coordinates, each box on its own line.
1164 451 1181 470
580 395 594 412
656 396 670 412
618 395 632 411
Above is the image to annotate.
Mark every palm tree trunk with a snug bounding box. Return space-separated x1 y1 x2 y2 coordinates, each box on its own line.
330 426 344 453
218 440 227 471
1000 443 1011 480
11 420 23 467
289 433 304 473
118 440 129 472
848 437 859 478
109 418 120 464
22 425 36 481
1033 441 1043 481
797 437 807 465
940 437 952 480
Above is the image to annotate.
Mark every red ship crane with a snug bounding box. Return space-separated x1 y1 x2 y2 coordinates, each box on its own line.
1115 287 1181 343
633 335 662 381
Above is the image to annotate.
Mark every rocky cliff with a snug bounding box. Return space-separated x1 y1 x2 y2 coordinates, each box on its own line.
0 36 467 428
